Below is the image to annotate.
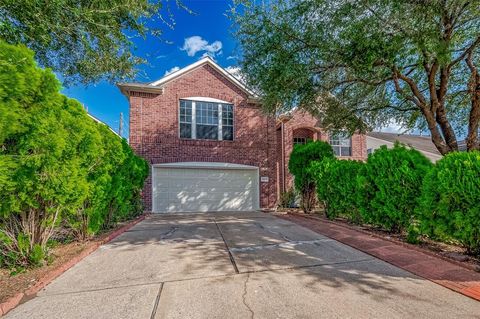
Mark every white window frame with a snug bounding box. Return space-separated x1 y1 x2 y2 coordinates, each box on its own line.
329 132 352 156
179 98 234 141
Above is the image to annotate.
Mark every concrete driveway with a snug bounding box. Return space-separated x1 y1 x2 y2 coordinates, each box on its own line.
6 212 480 318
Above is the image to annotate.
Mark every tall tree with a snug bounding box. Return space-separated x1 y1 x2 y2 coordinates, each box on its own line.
0 0 187 84
231 0 480 154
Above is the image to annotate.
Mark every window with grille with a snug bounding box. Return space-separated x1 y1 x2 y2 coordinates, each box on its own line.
329 133 352 156
179 99 234 141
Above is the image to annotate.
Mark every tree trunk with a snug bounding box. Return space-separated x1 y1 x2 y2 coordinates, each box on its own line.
421 108 451 155
466 60 480 151
435 104 458 152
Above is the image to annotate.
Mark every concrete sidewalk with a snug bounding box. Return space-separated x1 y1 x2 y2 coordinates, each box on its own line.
5 212 480 318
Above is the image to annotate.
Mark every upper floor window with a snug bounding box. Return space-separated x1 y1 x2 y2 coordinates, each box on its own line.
330 132 352 156
179 99 234 141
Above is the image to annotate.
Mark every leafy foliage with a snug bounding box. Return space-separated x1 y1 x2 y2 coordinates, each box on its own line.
417 151 480 255
231 0 480 154
288 141 335 213
0 41 148 268
358 143 432 232
0 0 188 84
278 188 297 209
313 159 364 223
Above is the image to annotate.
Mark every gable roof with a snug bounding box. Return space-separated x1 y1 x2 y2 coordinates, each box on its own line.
367 132 441 155
87 113 121 138
117 56 259 101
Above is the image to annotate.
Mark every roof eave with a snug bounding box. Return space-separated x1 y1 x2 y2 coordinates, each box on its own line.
117 83 164 96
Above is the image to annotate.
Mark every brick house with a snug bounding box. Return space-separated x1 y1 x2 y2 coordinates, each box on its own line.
118 57 367 213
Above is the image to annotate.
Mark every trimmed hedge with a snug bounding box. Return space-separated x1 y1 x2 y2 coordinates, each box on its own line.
304 142 480 256
417 151 480 255
288 141 335 213
313 158 364 222
0 41 148 269
357 143 432 232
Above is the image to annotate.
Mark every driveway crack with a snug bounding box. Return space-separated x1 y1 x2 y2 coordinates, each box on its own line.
214 219 239 274
242 274 255 319
160 227 178 240
254 223 291 242
150 283 164 319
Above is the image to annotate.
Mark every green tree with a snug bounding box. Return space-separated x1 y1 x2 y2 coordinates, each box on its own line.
312 158 364 222
358 143 432 233
0 0 187 84
231 0 480 154
417 151 480 255
288 141 335 213
0 41 148 268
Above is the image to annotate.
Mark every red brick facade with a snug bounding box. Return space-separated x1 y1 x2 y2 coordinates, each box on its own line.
127 63 277 211
277 109 367 194
123 60 367 211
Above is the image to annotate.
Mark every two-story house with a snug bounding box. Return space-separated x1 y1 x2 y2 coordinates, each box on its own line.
118 57 367 213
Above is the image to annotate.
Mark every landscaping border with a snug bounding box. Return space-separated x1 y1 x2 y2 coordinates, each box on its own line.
280 212 480 302
0 213 149 317
287 211 479 272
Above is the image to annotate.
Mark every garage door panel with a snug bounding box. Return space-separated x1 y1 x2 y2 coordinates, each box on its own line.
153 166 259 213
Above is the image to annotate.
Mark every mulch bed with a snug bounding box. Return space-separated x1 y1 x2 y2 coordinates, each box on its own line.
0 214 147 316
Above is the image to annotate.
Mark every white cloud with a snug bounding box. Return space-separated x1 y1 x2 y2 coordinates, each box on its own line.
181 36 222 57
225 66 245 83
380 120 402 133
164 66 180 76
226 55 238 60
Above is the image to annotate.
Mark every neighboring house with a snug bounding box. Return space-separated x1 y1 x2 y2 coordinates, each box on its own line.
118 57 367 213
366 132 443 162
87 113 121 138
277 110 367 194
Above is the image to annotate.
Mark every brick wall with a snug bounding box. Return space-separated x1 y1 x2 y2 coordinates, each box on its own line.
279 109 367 193
128 64 277 211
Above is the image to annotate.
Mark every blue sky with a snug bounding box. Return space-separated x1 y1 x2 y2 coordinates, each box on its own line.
62 0 239 138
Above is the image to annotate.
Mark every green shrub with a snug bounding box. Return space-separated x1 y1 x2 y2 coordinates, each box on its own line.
313 159 364 222
417 151 480 255
288 141 335 213
278 188 297 208
358 143 432 232
0 41 148 267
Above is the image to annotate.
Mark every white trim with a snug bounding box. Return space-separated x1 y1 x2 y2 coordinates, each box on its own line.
151 163 156 213
218 103 223 141
192 101 197 139
183 96 231 104
149 57 257 97
179 98 234 141
87 113 121 138
153 162 258 170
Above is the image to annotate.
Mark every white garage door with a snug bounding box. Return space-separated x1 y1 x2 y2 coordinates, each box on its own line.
152 163 259 213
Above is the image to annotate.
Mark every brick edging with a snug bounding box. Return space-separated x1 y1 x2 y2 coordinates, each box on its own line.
288 212 479 272
282 212 480 302
0 214 149 317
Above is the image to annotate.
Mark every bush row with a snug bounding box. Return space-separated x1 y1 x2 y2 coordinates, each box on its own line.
290 141 480 256
0 42 149 269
